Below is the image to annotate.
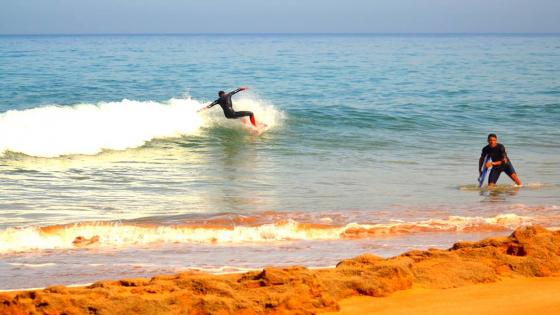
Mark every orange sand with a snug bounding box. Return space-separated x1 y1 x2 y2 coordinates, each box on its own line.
328 277 560 315
1 225 560 315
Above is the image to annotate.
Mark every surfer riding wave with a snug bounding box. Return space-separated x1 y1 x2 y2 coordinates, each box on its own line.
200 87 258 127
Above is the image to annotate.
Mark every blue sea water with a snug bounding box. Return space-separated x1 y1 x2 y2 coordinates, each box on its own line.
0 34 559 289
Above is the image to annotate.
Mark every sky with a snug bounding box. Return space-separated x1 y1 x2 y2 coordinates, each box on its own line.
1 0 559 34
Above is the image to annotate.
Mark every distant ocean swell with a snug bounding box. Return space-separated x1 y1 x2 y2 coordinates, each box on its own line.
0 97 283 158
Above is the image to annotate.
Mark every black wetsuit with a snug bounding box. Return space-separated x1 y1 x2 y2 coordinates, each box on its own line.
480 143 517 184
208 88 254 120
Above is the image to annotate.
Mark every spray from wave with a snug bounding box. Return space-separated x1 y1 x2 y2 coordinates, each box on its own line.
0 97 283 158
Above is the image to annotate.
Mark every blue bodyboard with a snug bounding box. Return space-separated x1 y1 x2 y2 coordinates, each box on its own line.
478 155 492 187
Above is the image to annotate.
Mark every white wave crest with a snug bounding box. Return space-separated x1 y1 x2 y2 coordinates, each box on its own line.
0 98 203 157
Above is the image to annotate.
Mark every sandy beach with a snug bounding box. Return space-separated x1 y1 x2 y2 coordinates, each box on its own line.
1 225 559 314
329 277 560 315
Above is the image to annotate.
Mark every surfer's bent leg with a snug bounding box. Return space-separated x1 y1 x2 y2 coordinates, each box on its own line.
503 162 522 185
231 111 256 127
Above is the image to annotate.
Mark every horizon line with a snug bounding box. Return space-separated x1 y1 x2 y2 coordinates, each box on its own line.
1 32 559 37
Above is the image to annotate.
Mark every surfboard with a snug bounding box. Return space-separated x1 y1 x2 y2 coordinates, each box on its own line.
241 119 268 135
478 155 492 187
251 122 268 135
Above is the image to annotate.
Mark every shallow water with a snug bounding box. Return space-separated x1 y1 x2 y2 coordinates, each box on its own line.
0 34 559 289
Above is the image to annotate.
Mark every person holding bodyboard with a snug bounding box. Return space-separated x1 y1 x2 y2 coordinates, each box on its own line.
479 133 522 187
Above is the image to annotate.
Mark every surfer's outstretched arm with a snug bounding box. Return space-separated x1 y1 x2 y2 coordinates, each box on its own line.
207 99 219 108
228 87 248 96
199 99 219 112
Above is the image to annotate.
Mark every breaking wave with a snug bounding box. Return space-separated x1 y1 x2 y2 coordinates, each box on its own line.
0 213 535 253
0 97 283 158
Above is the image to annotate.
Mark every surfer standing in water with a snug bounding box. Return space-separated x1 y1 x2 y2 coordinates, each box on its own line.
479 133 522 186
200 87 257 127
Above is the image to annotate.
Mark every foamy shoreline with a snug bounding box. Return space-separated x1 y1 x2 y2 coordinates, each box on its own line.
0 213 536 253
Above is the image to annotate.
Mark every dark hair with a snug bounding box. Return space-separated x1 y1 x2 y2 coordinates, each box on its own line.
218 91 225 97
487 133 497 140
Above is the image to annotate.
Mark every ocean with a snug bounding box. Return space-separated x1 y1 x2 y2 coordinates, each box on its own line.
0 34 559 290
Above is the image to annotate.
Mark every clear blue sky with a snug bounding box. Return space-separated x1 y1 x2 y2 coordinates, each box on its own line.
1 0 559 34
